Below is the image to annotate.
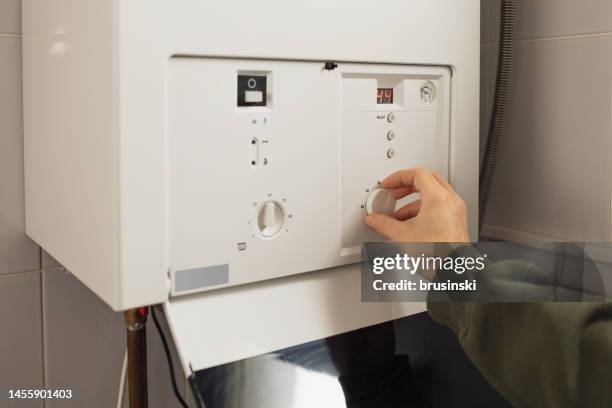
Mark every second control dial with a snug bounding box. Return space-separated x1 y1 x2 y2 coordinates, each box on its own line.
256 201 284 238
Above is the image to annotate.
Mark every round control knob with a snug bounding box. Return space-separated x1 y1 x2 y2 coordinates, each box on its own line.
256 201 284 237
387 113 395 123
387 131 395 141
365 188 397 216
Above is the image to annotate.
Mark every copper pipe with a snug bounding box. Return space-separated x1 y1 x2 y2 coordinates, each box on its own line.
124 308 148 408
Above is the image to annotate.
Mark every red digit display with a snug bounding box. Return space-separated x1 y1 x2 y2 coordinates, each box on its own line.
377 88 394 104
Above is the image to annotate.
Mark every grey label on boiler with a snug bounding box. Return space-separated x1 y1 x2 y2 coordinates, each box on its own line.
175 264 229 292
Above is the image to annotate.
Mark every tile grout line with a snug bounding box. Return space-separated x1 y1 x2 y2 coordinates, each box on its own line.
481 31 612 47
40 248 49 408
0 269 41 279
516 31 612 44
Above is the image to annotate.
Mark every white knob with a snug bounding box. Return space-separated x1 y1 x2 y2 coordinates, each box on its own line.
257 201 284 237
365 188 397 216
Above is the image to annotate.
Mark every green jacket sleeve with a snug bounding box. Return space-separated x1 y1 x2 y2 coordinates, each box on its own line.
428 260 612 408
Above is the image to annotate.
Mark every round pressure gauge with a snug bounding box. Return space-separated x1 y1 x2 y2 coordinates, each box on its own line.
419 81 437 104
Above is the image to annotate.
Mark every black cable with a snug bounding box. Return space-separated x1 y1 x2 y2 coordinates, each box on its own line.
479 0 516 235
151 306 190 408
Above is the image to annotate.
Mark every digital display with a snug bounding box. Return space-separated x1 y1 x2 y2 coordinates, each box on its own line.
377 88 394 104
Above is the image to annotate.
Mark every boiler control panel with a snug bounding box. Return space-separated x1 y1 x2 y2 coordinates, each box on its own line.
168 57 450 296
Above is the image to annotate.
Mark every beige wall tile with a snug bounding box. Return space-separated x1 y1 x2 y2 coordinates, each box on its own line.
484 0 612 45
516 0 612 40
42 250 61 270
480 43 499 163
43 268 126 407
480 0 489 44
43 268 183 407
482 0 500 44
0 37 40 275
0 272 44 408
485 35 612 240
0 0 20 35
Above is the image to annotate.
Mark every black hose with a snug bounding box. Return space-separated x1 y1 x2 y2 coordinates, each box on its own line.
479 0 516 235
151 306 190 408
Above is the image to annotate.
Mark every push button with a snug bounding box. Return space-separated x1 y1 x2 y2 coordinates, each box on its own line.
245 90 263 103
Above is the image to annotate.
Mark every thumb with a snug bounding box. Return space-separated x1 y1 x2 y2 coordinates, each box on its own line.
364 214 408 241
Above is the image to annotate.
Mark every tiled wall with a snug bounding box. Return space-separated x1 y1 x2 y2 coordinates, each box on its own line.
481 0 612 241
0 4 193 407
0 1 44 406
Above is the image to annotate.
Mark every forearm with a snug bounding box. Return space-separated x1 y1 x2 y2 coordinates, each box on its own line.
428 301 612 408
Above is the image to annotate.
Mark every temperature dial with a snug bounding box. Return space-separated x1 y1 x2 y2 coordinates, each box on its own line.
365 188 397 216
256 201 284 238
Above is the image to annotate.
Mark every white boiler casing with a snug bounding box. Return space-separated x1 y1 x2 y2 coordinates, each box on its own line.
23 1 479 371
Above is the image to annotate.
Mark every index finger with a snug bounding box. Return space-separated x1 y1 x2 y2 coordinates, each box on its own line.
381 167 442 197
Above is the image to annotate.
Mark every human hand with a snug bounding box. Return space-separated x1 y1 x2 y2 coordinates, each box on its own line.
364 167 470 242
